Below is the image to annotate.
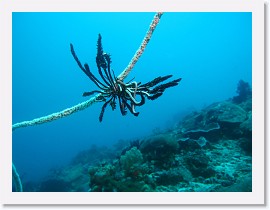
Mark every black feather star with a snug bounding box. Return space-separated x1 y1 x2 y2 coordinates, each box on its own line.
70 34 182 122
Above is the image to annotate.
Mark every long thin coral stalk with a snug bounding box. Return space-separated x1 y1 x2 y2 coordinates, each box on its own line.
12 163 23 192
118 12 163 81
12 95 99 131
12 12 163 192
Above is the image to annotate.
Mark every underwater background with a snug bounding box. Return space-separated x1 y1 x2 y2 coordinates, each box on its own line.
12 12 252 192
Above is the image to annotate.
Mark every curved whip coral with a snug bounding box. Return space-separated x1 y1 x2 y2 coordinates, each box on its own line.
12 12 164 192
12 12 163 132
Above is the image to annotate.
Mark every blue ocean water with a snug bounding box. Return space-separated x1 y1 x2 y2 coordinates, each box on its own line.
12 12 251 183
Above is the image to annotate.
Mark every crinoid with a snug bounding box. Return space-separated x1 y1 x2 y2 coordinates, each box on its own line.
70 34 181 122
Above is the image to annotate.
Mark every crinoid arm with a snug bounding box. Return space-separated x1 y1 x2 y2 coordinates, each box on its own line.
96 34 107 69
138 75 182 101
118 97 127 116
99 97 114 122
132 93 146 106
149 78 182 95
96 34 115 88
146 92 163 100
70 43 107 90
120 98 140 117
70 43 85 72
140 75 173 88
83 90 104 97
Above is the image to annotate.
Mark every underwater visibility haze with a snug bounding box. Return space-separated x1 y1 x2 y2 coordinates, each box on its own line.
12 12 252 192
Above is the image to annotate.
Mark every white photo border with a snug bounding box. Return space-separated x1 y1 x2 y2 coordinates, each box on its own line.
0 0 264 205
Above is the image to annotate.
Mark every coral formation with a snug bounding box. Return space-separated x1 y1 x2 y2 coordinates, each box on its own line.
176 99 250 142
232 80 252 104
120 147 143 175
17 79 252 193
140 134 179 167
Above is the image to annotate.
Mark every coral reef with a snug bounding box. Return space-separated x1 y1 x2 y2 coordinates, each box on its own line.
23 80 252 192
